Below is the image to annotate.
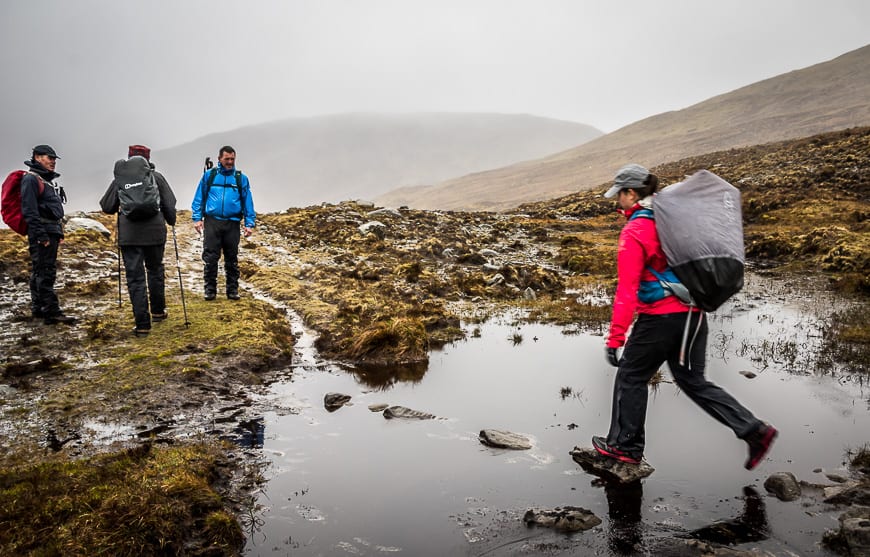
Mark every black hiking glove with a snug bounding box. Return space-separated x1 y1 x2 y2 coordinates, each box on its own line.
605 346 620 367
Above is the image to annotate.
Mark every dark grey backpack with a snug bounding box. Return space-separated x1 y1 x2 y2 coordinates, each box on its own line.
113 156 160 221
652 169 744 312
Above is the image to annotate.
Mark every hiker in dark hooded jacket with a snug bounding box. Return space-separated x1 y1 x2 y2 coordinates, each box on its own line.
21 144 75 325
592 163 777 471
100 145 177 337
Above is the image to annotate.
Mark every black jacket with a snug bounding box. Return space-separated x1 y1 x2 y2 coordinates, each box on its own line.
21 160 64 240
100 162 177 246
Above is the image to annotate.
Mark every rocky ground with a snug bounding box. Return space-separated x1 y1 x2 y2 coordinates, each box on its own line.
1 126 869 555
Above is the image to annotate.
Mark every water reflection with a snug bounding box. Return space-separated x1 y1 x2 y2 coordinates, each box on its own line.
349 361 429 390
688 486 769 545
604 481 644 555
233 417 266 449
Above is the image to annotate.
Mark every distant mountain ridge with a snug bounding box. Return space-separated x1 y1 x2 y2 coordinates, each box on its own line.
147 112 602 213
376 44 870 211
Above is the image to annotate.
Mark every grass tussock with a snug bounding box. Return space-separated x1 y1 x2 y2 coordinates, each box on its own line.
349 317 429 364
0 442 243 556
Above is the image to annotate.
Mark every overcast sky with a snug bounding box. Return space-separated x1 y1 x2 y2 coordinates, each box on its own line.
1 0 868 171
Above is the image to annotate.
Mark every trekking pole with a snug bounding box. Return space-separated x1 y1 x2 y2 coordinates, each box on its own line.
171 226 191 328
204 156 213 172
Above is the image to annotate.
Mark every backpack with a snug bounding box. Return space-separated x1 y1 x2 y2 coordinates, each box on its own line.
651 169 745 312
113 156 160 220
1 170 45 235
202 167 244 218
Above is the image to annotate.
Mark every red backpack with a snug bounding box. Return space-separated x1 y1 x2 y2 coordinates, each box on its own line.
1 170 45 235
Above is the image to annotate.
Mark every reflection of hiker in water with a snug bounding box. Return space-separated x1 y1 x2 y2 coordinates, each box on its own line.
592 164 778 470
688 486 769 545
604 481 644 555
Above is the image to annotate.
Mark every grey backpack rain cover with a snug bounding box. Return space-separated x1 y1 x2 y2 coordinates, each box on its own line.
113 156 160 221
652 169 744 312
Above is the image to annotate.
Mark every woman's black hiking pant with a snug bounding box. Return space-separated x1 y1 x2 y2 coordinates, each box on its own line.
606 311 763 459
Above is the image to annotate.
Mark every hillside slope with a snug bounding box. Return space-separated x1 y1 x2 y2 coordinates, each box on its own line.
378 44 870 211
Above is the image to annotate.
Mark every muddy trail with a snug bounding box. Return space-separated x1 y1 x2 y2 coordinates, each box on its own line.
1 126 869 556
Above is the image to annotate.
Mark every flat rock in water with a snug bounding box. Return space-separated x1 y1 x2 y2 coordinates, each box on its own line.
324 393 351 412
383 405 436 420
523 506 601 532
479 429 532 450
368 403 389 412
570 447 654 484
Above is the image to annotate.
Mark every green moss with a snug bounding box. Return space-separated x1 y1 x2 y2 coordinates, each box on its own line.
0 442 240 556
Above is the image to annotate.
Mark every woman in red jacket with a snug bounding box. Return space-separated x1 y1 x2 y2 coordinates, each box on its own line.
593 163 777 470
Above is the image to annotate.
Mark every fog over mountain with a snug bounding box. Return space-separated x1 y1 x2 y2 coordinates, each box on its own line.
376 43 870 211
61 113 600 213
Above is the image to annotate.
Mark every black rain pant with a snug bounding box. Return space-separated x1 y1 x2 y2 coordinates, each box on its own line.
28 233 61 316
122 244 166 330
606 311 762 458
202 217 240 296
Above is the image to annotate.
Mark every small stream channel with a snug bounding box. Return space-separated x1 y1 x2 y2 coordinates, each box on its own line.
241 273 870 556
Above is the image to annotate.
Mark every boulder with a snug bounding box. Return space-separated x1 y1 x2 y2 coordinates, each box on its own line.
764 472 801 501
367 208 402 219
523 287 536 300
824 480 870 506
522 506 601 532
479 429 532 450
358 221 386 240
570 447 654 484
324 393 351 412
65 217 111 238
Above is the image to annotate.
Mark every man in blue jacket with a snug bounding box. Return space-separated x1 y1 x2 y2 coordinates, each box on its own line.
191 145 255 300
21 144 75 324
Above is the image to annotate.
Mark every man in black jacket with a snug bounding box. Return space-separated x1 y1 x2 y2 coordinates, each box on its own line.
100 145 177 336
21 144 75 324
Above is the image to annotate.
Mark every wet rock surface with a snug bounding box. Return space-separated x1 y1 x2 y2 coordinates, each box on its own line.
763 471 801 501
382 405 437 420
323 392 352 412
479 429 532 450
570 447 655 484
522 506 601 532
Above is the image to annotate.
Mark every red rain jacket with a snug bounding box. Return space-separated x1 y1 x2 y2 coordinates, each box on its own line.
606 203 693 348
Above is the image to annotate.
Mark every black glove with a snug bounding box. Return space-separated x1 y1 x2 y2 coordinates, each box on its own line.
605 346 620 367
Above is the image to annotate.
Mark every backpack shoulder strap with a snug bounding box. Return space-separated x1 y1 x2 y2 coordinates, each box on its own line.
26 171 46 195
202 167 219 206
629 208 654 221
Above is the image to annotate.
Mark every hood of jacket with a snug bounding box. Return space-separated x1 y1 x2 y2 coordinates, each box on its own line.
24 159 60 182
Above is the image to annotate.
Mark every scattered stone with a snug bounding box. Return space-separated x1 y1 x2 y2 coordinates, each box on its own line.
647 537 762 556
570 447 654 484
523 287 536 300
383 405 436 420
368 403 389 412
522 506 601 532
486 273 505 286
739 370 757 379
764 472 801 501
324 393 351 412
367 208 402 219
839 507 870 556
358 221 386 240
479 429 532 450
824 481 870 506
826 473 850 484
65 217 111 238
479 249 499 258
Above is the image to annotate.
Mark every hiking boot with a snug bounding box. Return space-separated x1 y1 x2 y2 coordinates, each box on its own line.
592 435 642 465
744 423 778 470
152 311 168 322
132 327 151 337
44 313 76 325
227 292 240 300
31 310 46 319
204 292 216 301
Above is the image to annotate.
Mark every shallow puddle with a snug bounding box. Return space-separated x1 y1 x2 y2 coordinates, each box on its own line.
244 274 868 556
